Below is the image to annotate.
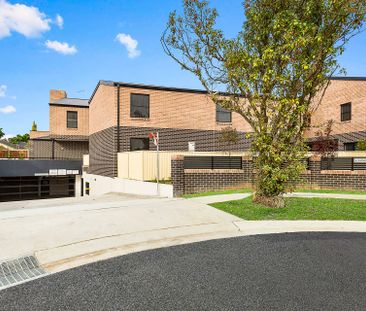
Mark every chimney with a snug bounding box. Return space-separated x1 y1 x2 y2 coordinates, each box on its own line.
50 90 67 103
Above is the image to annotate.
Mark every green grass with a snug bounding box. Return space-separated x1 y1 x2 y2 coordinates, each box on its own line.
296 189 366 195
211 196 366 221
183 188 253 198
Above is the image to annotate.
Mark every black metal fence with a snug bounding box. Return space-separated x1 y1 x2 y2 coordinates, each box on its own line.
321 157 366 170
184 156 243 169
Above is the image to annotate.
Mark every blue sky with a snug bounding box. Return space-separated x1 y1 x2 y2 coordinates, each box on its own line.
0 0 366 136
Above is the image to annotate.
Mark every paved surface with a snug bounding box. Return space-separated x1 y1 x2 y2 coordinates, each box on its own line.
187 193 251 204
288 192 366 200
0 194 240 271
1 232 365 311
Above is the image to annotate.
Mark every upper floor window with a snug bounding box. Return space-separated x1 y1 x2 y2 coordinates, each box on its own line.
67 111 78 129
341 103 351 122
216 104 232 123
131 94 150 118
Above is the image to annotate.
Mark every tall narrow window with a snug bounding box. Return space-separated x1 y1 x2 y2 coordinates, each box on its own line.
341 103 351 122
67 111 78 128
216 104 232 123
131 94 150 118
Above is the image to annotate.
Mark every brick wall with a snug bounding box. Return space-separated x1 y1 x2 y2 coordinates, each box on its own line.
89 125 252 177
49 105 89 137
172 155 366 196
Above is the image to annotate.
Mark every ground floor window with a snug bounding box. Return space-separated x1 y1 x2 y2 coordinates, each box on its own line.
130 138 150 151
344 142 357 151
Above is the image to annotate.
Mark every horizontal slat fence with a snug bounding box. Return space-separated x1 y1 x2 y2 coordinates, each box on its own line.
321 157 366 170
184 156 242 169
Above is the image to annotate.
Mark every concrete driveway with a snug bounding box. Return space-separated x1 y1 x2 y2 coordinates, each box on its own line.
0 194 241 273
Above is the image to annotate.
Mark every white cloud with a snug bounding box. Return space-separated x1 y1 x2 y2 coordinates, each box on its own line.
55 14 63 29
0 0 51 39
45 40 77 55
0 105 16 114
0 85 7 97
116 33 141 58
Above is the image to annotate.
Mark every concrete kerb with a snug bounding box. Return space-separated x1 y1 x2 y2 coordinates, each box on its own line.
36 218 366 275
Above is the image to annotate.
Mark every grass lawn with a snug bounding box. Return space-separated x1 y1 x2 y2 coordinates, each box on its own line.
211 196 366 221
183 188 253 198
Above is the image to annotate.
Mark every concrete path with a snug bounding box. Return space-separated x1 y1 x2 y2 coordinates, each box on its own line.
289 192 366 200
186 191 366 202
187 193 251 204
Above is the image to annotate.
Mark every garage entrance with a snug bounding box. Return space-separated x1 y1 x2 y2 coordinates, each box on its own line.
0 176 76 202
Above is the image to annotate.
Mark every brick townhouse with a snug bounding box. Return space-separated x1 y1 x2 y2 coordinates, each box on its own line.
29 90 89 159
30 77 366 178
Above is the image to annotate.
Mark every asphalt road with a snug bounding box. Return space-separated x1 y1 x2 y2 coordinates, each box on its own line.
1 232 366 311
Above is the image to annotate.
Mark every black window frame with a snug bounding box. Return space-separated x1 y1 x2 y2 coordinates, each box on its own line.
130 93 150 118
340 102 352 122
344 142 356 151
130 138 150 151
67 111 78 129
216 104 232 123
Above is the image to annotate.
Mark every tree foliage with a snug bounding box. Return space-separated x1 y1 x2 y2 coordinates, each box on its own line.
0 128 4 140
312 119 338 157
357 140 366 151
9 134 30 145
31 121 37 131
219 127 240 150
162 0 366 207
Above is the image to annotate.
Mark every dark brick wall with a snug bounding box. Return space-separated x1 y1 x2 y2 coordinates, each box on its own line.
171 157 185 197
117 126 251 152
89 125 252 177
300 158 366 190
172 156 366 196
89 127 118 177
307 130 366 151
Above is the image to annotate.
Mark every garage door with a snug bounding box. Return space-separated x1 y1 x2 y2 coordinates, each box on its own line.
0 176 75 202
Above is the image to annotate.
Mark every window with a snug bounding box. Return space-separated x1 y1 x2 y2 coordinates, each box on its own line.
344 142 356 151
67 111 78 129
216 104 232 123
341 103 351 121
130 138 150 151
131 94 150 118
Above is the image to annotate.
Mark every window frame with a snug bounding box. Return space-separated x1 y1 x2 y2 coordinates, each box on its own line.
344 142 356 151
216 104 232 123
130 93 150 118
66 111 78 129
340 102 352 122
130 137 150 151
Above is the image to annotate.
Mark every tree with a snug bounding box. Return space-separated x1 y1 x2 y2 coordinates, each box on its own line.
0 128 4 140
357 140 366 151
312 120 338 157
9 134 30 145
162 0 366 207
31 121 37 131
219 127 240 155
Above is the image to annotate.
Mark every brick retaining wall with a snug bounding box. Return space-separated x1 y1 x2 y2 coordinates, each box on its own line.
172 155 366 196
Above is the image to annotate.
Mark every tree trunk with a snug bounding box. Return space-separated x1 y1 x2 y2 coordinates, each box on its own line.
253 194 285 208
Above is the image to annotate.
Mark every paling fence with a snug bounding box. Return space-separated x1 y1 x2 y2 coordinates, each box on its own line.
0 150 28 159
117 151 250 181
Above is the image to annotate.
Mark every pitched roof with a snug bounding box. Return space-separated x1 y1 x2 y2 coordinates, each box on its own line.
50 98 89 108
